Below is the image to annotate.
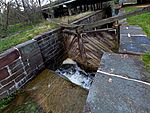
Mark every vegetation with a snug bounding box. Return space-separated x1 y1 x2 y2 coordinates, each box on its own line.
0 22 42 38
0 93 40 112
0 11 94 53
56 11 94 23
125 7 150 80
0 22 59 53
0 93 14 110
142 54 150 80
125 7 150 38
0 88 24 110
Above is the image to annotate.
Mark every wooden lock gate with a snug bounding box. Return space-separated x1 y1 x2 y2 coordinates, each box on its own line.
52 6 150 70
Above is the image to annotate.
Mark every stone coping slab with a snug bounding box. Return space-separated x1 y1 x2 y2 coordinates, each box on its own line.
120 36 150 44
98 53 148 81
119 43 150 54
120 25 145 35
119 25 150 54
83 71 150 113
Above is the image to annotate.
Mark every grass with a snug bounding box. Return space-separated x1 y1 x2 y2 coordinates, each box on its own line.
0 22 42 38
0 22 59 53
0 89 40 112
0 93 14 110
0 11 94 53
125 7 150 38
0 88 24 110
56 11 94 23
125 7 150 80
142 54 150 80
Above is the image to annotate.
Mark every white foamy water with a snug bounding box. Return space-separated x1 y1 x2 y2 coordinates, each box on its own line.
55 58 95 90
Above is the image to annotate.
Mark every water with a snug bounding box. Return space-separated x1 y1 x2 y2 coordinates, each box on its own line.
1 70 88 113
55 58 95 90
1 59 92 113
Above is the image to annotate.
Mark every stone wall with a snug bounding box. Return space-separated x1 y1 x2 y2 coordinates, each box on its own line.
0 40 44 99
34 29 67 70
72 10 105 25
0 10 106 100
71 10 106 31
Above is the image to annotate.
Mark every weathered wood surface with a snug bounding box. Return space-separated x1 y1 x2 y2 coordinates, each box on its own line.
60 6 150 70
63 30 117 70
51 6 150 31
83 6 150 30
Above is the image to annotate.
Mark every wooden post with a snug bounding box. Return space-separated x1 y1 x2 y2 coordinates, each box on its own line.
100 1 102 9
93 4 96 11
80 5 82 12
68 5 72 16
87 4 89 11
96 3 99 10
84 4 86 12
74 6 77 14
90 4 93 11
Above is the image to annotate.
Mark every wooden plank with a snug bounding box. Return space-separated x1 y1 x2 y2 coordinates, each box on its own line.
83 6 150 30
82 6 150 30
56 6 150 30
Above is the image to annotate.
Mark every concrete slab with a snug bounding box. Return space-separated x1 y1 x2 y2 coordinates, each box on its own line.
120 25 145 35
119 43 150 54
133 36 150 44
120 35 150 44
119 25 150 54
83 72 150 113
98 53 148 81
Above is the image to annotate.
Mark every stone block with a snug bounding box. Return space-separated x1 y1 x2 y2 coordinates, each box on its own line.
16 40 39 57
10 63 23 74
16 39 44 73
28 53 43 71
120 25 145 35
8 59 21 70
16 77 27 88
1 71 21 85
39 41 51 50
15 74 26 82
99 53 148 81
119 25 150 54
8 85 17 94
34 34 43 41
0 48 20 68
0 68 9 81
119 43 150 54
10 68 24 80
0 91 8 100
84 72 150 113
0 81 15 94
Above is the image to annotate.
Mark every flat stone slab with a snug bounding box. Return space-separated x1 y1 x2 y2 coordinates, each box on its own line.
83 72 150 113
119 43 150 54
98 53 148 81
120 36 150 44
119 25 150 54
120 25 146 36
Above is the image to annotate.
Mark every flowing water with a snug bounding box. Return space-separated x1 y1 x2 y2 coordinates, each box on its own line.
55 58 95 90
1 58 95 113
